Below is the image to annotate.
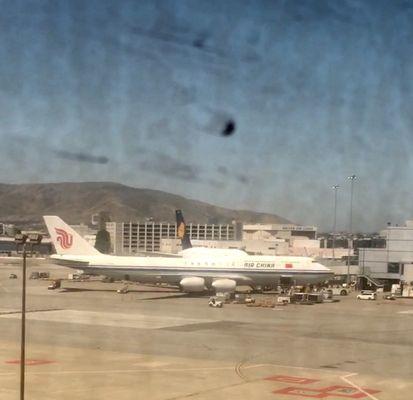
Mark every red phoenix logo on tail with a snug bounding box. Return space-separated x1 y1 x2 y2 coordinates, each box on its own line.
55 228 73 249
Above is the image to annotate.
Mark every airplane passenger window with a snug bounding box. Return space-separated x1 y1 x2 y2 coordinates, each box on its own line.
1 1 412 400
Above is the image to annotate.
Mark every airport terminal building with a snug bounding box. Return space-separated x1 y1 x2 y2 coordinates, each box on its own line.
359 220 413 284
106 220 334 258
106 221 241 254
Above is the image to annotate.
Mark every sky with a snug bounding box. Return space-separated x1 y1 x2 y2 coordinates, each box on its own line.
1 0 413 232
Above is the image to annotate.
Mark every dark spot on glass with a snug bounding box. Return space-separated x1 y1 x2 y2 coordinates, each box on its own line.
222 120 236 136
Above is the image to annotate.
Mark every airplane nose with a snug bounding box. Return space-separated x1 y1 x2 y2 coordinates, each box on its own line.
317 262 329 270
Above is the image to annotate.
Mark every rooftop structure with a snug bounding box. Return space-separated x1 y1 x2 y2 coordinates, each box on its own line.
243 223 317 241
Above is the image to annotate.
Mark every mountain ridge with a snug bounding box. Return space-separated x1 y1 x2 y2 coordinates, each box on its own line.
0 182 291 226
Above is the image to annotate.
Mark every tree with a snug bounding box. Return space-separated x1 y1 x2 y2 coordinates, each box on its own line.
95 229 111 254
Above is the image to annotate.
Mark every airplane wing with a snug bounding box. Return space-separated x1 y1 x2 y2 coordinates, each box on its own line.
50 256 90 268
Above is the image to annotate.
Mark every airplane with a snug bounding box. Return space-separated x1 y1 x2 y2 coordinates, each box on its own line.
43 215 334 293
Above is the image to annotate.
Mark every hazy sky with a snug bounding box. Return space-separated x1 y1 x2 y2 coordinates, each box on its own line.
1 0 413 231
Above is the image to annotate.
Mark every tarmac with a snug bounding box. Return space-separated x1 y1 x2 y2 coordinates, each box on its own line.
0 258 413 400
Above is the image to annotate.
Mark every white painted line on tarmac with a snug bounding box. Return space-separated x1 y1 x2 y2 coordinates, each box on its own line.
0 365 239 376
0 309 217 330
0 363 271 378
0 281 10 293
132 361 171 367
340 372 380 400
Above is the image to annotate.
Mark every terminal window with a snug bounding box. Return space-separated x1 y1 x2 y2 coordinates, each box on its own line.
387 263 400 273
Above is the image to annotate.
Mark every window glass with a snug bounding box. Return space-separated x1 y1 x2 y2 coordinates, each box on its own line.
1 2 412 399
387 263 400 274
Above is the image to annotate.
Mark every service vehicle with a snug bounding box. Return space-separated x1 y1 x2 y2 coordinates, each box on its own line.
29 271 40 279
233 293 255 304
307 292 324 303
391 282 413 298
277 295 291 304
48 280 61 290
325 286 351 296
357 290 376 300
291 292 315 305
208 297 223 308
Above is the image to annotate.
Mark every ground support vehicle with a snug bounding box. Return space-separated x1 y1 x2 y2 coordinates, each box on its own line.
232 293 255 304
30 272 40 279
277 296 291 304
325 286 351 296
208 297 223 308
357 290 376 300
307 293 324 303
48 280 61 290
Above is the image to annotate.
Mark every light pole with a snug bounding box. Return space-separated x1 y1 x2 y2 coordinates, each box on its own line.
347 175 357 284
332 185 340 259
14 232 42 400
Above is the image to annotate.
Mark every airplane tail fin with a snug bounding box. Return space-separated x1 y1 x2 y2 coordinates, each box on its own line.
43 216 101 256
175 210 192 250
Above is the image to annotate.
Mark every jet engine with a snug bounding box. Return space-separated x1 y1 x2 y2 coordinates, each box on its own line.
179 277 205 292
212 279 237 292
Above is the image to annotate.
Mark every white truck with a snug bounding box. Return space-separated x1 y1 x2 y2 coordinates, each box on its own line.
325 286 351 296
391 282 413 298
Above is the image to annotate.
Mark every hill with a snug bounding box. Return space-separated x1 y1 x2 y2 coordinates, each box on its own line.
0 182 291 226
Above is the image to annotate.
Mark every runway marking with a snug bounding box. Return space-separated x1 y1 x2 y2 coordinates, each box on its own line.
397 310 413 314
0 360 382 400
256 364 381 400
0 281 10 293
273 385 380 399
340 373 381 400
265 375 319 384
0 365 242 376
132 361 171 367
0 309 217 330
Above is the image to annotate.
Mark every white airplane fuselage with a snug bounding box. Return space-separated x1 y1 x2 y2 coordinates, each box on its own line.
51 252 333 289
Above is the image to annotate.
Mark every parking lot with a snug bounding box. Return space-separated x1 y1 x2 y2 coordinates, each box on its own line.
1 260 413 399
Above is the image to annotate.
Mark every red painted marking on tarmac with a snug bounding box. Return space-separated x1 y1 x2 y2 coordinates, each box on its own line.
264 375 319 384
273 386 330 399
5 359 55 366
273 385 380 399
317 385 381 398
